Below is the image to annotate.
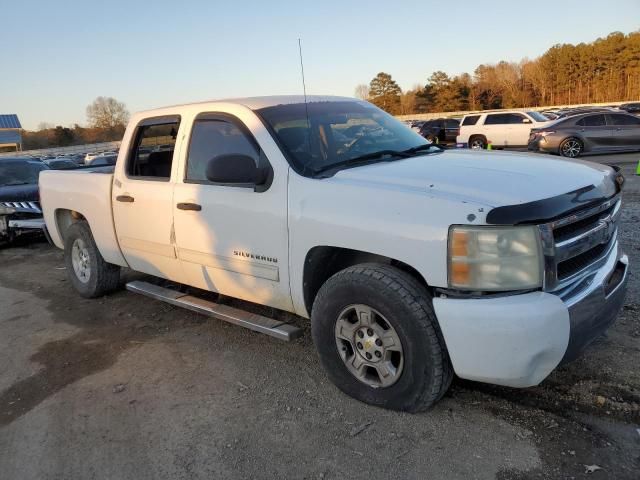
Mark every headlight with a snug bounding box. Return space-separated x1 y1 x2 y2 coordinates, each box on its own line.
0 206 16 215
448 225 542 291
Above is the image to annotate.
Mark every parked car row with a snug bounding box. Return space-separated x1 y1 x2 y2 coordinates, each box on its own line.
528 111 640 157
451 105 640 157
456 110 550 149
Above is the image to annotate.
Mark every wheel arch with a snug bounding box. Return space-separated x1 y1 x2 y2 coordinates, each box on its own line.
54 208 87 245
302 246 430 316
468 134 487 148
53 208 128 267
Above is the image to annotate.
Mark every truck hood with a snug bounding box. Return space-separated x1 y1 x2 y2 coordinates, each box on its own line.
331 149 615 208
0 183 39 202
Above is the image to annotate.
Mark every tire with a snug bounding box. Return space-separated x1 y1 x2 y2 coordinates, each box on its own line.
64 221 120 298
559 137 583 158
469 135 486 150
311 263 453 412
425 133 439 145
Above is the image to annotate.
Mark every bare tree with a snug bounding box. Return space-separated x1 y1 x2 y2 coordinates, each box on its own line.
354 84 370 100
86 96 130 129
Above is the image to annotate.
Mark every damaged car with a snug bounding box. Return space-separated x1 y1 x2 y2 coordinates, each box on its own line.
0 157 49 244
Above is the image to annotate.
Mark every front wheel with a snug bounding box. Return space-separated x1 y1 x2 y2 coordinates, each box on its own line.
311 264 453 412
559 137 583 158
424 133 438 145
64 221 120 298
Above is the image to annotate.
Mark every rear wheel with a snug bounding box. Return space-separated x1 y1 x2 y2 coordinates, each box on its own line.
559 137 583 158
64 221 120 298
424 133 439 145
469 135 486 150
311 264 453 412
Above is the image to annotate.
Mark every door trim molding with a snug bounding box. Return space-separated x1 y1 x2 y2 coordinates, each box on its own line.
178 248 279 282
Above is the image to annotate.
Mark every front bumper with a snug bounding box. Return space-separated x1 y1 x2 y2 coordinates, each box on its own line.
0 215 47 241
433 244 628 388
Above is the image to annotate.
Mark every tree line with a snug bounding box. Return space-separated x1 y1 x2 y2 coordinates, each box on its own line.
357 31 640 115
23 96 129 150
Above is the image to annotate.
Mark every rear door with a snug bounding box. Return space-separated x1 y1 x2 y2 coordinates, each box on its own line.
444 119 459 143
172 112 293 312
607 114 640 149
575 114 613 149
482 113 517 146
112 115 186 281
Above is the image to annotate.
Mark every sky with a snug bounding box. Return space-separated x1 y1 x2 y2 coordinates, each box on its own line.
1 0 639 130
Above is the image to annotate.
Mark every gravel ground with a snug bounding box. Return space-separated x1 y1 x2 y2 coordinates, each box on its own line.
0 157 638 479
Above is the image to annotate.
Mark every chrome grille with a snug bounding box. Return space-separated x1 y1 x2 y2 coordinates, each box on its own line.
539 196 621 291
0 201 41 213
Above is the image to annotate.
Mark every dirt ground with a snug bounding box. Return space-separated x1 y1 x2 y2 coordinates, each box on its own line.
0 159 638 480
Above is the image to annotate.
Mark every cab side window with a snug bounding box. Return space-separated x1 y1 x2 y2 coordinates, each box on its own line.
127 117 180 180
576 115 606 127
186 117 261 183
608 114 640 126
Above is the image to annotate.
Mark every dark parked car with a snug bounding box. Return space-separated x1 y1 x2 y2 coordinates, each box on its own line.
417 118 460 144
88 154 117 166
553 107 617 120
44 158 79 170
0 158 49 243
528 111 640 157
619 102 640 114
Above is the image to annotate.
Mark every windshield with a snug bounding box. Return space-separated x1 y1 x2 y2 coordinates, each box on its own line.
527 111 549 122
257 101 435 176
0 160 48 186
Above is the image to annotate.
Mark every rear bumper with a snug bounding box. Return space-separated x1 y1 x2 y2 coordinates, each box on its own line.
528 136 561 153
433 244 628 388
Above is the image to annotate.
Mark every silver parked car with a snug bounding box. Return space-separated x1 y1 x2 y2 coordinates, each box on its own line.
528 112 640 157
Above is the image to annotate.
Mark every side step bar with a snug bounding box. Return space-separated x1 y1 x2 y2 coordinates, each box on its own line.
126 280 303 342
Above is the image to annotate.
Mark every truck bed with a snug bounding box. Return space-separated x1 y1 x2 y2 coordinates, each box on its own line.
39 169 128 267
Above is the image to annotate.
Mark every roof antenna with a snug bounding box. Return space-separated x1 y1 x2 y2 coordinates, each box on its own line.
298 38 313 166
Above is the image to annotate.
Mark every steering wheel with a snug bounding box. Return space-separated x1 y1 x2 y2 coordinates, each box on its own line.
345 135 376 154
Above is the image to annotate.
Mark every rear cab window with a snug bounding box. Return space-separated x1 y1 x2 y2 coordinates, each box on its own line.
127 116 181 180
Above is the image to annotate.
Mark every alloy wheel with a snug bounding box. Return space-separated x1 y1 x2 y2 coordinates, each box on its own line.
334 304 404 388
71 238 91 284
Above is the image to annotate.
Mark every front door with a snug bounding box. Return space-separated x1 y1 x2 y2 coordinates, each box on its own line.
173 113 293 312
112 116 184 281
576 114 613 149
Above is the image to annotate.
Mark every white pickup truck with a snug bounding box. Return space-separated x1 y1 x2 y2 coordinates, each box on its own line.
40 96 628 412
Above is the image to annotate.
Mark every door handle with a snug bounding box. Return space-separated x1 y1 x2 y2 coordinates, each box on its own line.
116 195 135 203
177 202 202 211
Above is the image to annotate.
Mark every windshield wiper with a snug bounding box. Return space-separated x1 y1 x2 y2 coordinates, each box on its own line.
312 150 412 176
311 144 443 177
3 181 32 186
402 144 444 154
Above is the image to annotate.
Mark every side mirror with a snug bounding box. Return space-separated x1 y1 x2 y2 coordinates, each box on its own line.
522 118 532 124
206 154 267 185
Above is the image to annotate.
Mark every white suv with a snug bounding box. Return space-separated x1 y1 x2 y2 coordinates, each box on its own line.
457 111 550 149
